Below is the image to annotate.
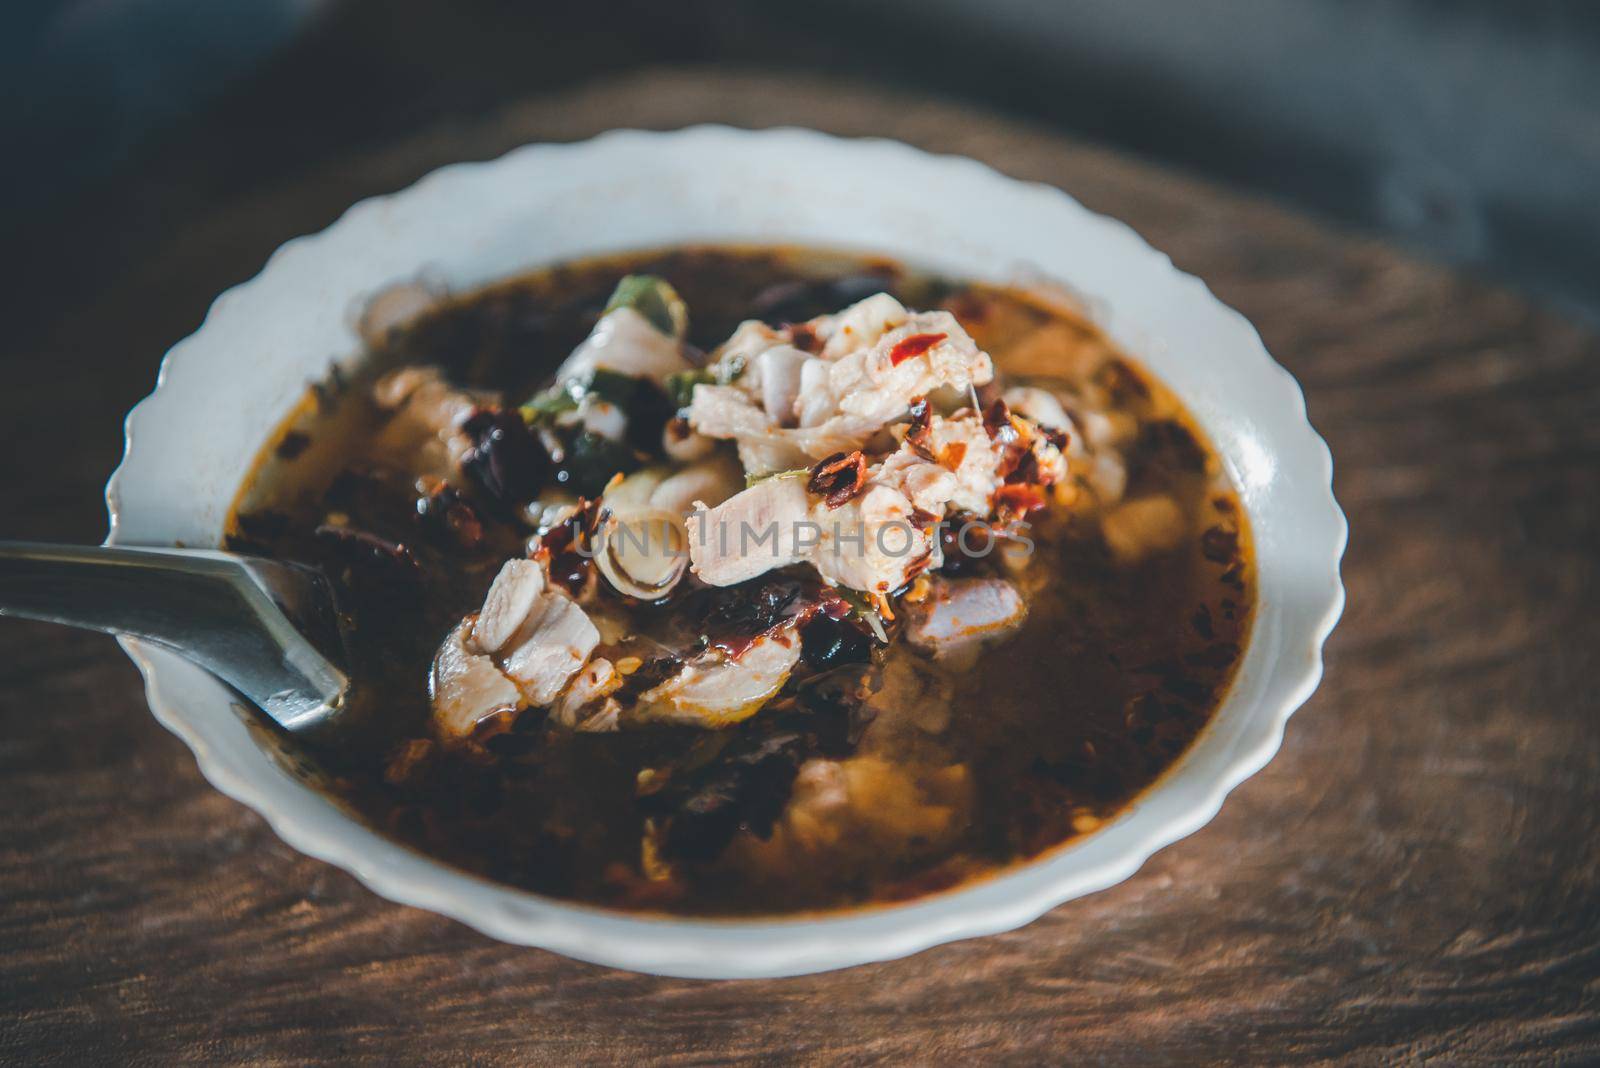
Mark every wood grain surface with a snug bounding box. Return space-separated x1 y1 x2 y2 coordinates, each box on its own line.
3 70 1598 1065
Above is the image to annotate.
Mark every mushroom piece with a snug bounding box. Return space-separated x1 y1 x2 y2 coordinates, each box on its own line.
593 459 743 600
595 507 690 600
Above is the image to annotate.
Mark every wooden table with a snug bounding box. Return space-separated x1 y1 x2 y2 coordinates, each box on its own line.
4 71 1598 1064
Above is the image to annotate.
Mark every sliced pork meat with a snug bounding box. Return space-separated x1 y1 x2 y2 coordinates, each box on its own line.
755 345 810 427
813 292 911 359
687 384 871 475
429 557 601 741
630 628 803 728
688 474 815 587
686 297 995 478
551 657 622 732
554 306 694 385
904 577 1027 657
471 558 547 653
500 589 600 705
430 619 524 744
810 310 994 428
371 366 492 480
885 409 1002 515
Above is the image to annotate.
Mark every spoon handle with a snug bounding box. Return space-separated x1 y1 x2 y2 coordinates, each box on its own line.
0 542 348 732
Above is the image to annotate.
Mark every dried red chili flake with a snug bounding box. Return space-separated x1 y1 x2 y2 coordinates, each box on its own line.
905 396 933 454
1002 447 1039 485
807 450 869 509
994 483 1048 517
1041 426 1071 452
938 440 968 471
536 498 601 594
897 547 936 585
788 322 822 353
888 331 947 366
982 398 1020 444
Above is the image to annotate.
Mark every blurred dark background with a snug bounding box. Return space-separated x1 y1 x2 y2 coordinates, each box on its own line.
4 0 1599 347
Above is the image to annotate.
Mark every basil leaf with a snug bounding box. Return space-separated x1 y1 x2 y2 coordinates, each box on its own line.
665 368 716 410
834 588 890 644
604 274 689 339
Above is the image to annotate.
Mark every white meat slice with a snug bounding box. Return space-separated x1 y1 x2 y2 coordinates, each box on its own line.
500 591 600 706
687 384 882 475
893 409 1004 515
873 449 960 514
690 474 940 595
370 366 488 479
691 410 1011 592
688 474 814 586
755 345 810 427
711 319 787 382
813 293 910 359
430 619 523 743
810 484 935 594
904 577 1027 657
551 657 622 731
631 629 802 727
814 311 994 427
555 306 693 384
471 558 547 654
686 383 776 441
690 307 993 475
648 454 743 516
794 357 835 427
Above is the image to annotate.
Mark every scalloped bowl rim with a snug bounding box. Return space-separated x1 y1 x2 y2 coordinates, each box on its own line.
105 125 1346 978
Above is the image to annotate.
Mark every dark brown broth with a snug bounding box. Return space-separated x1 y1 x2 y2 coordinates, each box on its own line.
226 246 1253 915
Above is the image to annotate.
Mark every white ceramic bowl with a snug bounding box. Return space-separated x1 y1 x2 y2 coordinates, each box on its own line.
106 126 1346 978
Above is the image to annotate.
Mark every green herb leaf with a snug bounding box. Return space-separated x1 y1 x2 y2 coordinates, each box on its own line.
743 467 808 489
559 431 638 497
604 274 689 338
584 367 642 408
834 587 890 644
522 367 647 426
665 368 716 410
520 383 580 424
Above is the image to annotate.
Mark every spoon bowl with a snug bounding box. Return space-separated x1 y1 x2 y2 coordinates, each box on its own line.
0 542 348 733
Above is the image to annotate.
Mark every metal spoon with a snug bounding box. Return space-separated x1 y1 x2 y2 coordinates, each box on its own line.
0 542 348 733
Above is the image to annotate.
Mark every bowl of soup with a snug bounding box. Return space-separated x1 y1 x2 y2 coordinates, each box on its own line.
108 127 1345 977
